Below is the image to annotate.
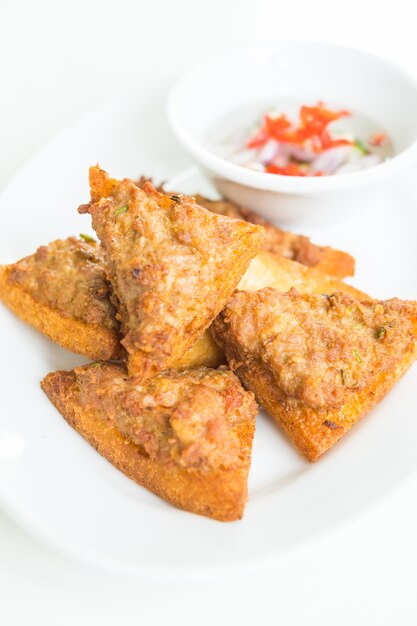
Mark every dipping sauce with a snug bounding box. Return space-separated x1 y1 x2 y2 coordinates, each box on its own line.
208 101 394 177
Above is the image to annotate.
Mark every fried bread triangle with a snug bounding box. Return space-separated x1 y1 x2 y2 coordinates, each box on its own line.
212 287 417 461
79 166 264 382
41 362 257 521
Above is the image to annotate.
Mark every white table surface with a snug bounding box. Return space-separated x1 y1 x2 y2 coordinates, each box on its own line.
1 1 417 624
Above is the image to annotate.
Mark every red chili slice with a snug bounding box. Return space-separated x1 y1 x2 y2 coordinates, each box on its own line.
246 103 354 163
247 128 269 148
265 163 307 176
369 132 387 147
264 114 291 139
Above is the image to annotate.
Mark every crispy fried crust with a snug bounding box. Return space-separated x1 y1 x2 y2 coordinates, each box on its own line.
194 195 355 278
0 265 122 361
211 288 417 461
41 364 257 521
80 166 264 382
0 236 123 361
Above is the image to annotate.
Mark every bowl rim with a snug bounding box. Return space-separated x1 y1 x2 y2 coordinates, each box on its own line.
168 41 417 194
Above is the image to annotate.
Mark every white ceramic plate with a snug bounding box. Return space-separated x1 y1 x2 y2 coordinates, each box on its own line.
0 95 416 577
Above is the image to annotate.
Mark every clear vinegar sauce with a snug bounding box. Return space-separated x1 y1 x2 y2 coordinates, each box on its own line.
206 99 395 177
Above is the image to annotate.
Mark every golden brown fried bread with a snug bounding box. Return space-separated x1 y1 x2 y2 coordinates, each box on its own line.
238 251 366 299
194 195 355 278
79 166 264 382
41 362 257 521
0 237 122 361
172 332 224 368
211 287 417 461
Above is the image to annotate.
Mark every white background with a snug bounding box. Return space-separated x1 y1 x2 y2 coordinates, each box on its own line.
1 0 417 624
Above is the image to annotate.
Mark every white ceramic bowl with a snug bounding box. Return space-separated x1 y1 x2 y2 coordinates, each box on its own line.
168 42 417 226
